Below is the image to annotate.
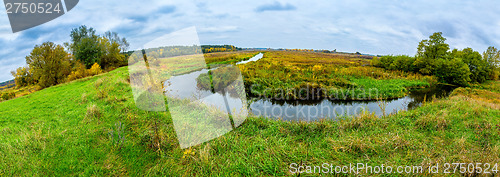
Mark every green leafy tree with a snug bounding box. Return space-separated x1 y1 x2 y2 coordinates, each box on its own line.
69 26 127 69
69 25 103 68
435 57 471 86
414 32 450 75
26 42 72 88
452 48 490 83
483 46 500 80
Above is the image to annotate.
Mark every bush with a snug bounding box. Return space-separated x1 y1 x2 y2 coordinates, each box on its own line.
490 70 499 80
88 63 103 76
67 63 103 82
378 55 394 68
370 56 380 66
1 92 15 101
389 55 416 72
67 62 88 81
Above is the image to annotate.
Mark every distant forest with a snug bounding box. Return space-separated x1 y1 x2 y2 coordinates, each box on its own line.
201 45 240 53
0 80 15 91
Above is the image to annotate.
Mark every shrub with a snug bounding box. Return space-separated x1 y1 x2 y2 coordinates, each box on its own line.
88 63 103 76
490 70 499 80
370 56 380 66
67 62 88 81
1 92 15 101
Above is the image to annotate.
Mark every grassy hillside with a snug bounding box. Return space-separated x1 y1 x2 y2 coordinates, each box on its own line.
0 66 499 176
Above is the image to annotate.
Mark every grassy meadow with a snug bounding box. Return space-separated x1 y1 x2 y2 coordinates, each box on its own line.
0 64 498 176
0 50 499 176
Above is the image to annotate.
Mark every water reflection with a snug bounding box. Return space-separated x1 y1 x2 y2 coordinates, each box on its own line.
250 84 455 121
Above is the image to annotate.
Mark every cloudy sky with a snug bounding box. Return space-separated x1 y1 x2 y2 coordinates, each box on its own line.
0 0 499 82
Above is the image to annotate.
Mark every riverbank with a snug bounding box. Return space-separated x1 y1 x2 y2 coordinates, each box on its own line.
0 66 498 176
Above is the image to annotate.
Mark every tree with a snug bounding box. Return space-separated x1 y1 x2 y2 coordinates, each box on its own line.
70 25 103 68
414 32 450 75
26 42 72 88
435 57 471 86
452 48 490 83
99 37 125 69
483 46 500 80
69 26 127 69
70 25 97 45
104 31 129 53
11 66 33 88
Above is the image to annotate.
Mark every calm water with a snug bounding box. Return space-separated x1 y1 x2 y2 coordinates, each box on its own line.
236 53 264 64
249 84 455 121
164 53 456 121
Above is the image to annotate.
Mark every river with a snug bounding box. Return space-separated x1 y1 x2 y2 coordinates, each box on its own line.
164 53 455 121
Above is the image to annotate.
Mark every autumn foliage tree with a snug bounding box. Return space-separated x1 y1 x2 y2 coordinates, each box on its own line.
10 66 33 88
25 42 71 88
10 25 130 91
99 37 125 69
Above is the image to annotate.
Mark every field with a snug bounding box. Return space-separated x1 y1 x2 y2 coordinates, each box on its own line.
238 51 435 100
0 59 499 175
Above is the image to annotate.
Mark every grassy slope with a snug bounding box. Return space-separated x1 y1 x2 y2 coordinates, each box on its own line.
0 67 499 176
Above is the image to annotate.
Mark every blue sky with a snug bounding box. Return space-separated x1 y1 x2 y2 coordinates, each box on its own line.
1 0 500 82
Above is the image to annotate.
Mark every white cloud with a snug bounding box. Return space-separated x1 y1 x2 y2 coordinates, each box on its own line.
199 26 239 33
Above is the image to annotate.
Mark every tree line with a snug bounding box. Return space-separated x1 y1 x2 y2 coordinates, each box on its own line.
11 25 129 89
372 32 499 86
201 45 238 53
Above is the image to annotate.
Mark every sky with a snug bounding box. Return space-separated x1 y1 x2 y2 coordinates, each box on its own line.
0 0 500 82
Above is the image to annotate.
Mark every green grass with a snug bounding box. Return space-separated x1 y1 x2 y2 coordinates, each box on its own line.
0 66 499 176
